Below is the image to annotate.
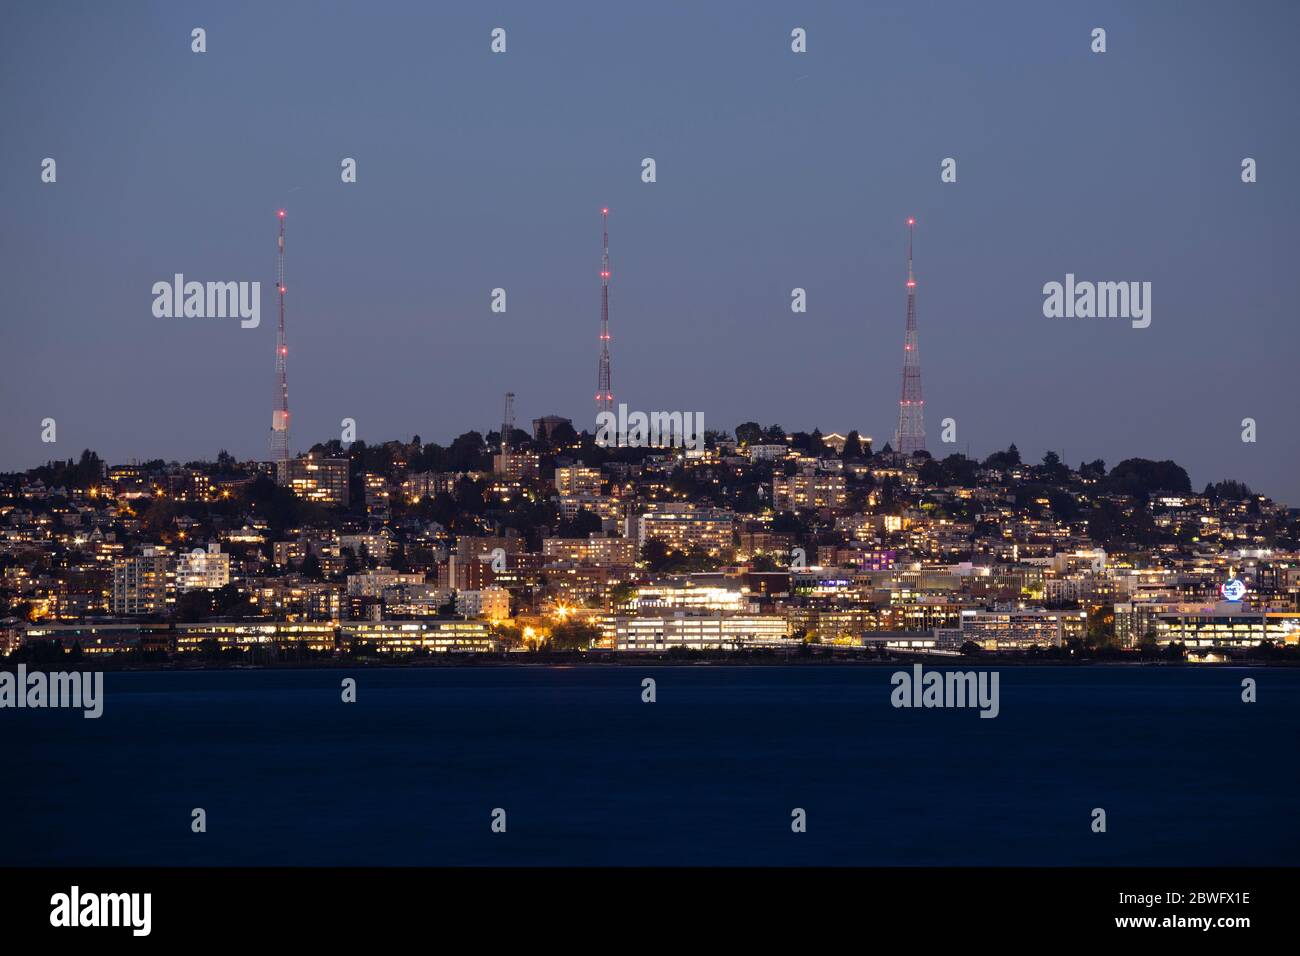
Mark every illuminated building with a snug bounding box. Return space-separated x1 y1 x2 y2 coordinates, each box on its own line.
493 451 539 480
281 456 350 506
636 504 734 556
401 471 460 502
455 586 510 620
614 612 792 650
772 472 848 511
746 444 788 462
1154 606 1300 651
111 547 174 615
542 535 636 567
341 619 496 653
174 621 337 653
540 563 620 605
558 494 620 521
341 531 393 565
175 542 231 591
554 464 603 497
951 608 1084 650
624 584 751 612
363 473 391 516
346 569 424 598
22 622 173 655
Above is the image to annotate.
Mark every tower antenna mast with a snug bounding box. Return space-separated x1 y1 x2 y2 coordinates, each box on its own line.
501 392 515 456
271 209 290 476
596 207 613 414
894 217 926 455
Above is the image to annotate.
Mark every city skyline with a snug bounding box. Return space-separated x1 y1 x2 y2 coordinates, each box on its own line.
4 1 1299 914
3 1 1298 501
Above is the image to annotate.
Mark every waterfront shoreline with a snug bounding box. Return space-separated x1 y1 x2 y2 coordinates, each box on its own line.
3 654 1294 672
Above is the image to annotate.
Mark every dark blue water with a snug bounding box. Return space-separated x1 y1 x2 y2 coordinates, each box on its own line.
6 665 1297 865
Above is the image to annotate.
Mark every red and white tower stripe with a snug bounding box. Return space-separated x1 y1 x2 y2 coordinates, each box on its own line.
894 217 926 455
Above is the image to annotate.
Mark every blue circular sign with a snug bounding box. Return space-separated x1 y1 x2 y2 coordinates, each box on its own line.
1221 579 1247 602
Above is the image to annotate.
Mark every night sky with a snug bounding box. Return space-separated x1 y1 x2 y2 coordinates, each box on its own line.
2 1 1297 502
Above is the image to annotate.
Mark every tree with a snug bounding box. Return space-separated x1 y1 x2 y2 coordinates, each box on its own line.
1040 450 1068 482
984 444 1020 470
447 431 489 472
1107 458 1191 497
918 458 945 486
608 581 638 606
558 509 603 538
770 511 804 534
549 620 599 651
389 543 409 573
299 552 324 580
735 422 763 447
641 538 671 572
1205 480 1252 502
549 421 579 448
1086 605 1115 647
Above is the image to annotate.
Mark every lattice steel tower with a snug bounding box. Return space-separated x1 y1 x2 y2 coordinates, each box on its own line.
894 216 926 455
501 392 515 455
595 207 613 414
270 209 290 476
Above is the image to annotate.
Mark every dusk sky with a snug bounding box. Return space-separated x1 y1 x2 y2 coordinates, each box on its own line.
2 1 1297 501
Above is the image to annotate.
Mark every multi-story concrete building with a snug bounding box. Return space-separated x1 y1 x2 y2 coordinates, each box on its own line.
175 542 231 591
1153 605 1300 651
614 611 791 650
771 472 848 511
342 619 496 653
346 569 425 598
282 456 350 507
400 471 461 503
542 535 636 567
951 608 1084 650
111 547 174 615
558 494 621 522
747 444 788 463
554 464 603 497
493 451 540 480
341 531 393 565
363 473 391 517
624 583 752 612
636 504 734 556
455 586 510 621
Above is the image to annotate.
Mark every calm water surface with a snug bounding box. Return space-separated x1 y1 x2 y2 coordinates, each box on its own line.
7 665 1297 865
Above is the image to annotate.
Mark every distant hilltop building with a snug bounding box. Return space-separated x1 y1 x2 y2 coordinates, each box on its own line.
533 415 573 442
494 450 540 480
823 432 873 456
747 443 788 463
